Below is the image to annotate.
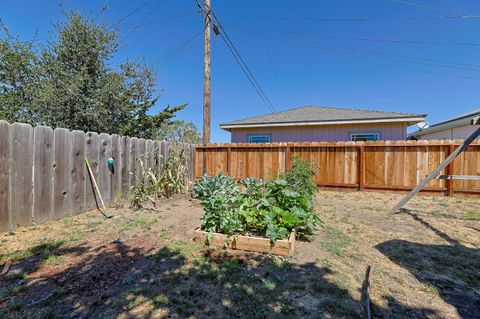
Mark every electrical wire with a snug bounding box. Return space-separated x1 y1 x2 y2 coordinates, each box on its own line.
390 0 480 18
195 0 277 113
228 25 480 72
116 12 200 52
231 27 480 81
223 23 480 47
109 1 152 31
123 0 167 41
154 31 202 71
217 12 480 22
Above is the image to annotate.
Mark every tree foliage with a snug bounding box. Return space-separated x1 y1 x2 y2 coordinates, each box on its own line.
0 11 186 138
158 120 202 144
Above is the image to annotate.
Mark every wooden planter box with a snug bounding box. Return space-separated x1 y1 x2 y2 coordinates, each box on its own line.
193 229 295 256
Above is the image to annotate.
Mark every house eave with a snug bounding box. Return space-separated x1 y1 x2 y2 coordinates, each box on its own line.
220 117 426 131
410 115 478 138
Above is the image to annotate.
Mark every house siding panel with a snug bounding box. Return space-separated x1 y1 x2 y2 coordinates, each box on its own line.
417 124 480 140
231 123 407 142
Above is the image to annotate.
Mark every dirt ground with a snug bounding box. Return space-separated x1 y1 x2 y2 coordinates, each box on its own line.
0 191 479 318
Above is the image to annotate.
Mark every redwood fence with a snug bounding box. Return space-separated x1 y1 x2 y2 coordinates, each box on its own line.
194 140 480 196
0 121 195 233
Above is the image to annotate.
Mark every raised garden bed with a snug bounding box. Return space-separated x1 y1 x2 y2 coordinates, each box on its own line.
193 228 295 256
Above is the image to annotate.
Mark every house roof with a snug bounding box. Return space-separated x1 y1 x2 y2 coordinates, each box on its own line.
220 106 426 130
409 109 480 138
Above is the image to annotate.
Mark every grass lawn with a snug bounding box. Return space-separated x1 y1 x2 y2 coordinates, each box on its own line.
0 191 479 318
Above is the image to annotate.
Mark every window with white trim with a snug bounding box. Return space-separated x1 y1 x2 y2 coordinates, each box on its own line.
248 134 271 143
350 133 379 142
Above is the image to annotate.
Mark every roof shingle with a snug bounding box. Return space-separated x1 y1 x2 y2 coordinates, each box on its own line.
220 106 425 128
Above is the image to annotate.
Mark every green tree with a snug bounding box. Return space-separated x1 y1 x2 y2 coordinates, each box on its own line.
158 120 202 144
0 11 186 138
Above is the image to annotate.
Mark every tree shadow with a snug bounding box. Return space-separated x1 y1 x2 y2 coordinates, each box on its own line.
376 209 480 319
1 238 441 318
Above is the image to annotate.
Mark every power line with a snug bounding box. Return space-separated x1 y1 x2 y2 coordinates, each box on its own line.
116 12 199 52
229 26 480 72
218 12 480 22
111 1 152 29
123 0 167 41
223 23 480 47
390 0 480 18
195 0 277 113
154 31 202 71
232 28 480 81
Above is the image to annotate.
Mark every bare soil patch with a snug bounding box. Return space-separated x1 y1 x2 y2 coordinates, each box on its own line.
0 191 479 318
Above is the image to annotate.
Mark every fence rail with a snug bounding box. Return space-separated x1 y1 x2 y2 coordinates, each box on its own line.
0 121 195 233
194 140 480 196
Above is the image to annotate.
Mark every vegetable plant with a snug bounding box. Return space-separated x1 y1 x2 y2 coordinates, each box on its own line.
195 159 322 243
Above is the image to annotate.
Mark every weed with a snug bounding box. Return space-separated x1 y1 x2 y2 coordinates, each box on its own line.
375 267 389 277
0 240 65 263
6 271 26 281
322 227 351 256
44 254 67 266
67 229 83 242
62 216 74 226
0 284 26 300
280 301 295 314
264 279 276 291
421 283 440 296
316 257 331 269
122 216 158 231
166 240 196 258
464 210 480 220
154 294 170 305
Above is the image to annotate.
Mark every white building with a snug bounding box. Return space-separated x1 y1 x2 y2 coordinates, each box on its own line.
409 110 480 140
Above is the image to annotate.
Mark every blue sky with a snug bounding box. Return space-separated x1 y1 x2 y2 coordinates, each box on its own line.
1 0 480 142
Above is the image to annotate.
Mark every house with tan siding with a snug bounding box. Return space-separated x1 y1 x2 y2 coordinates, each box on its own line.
409 109 480 140
220 106 426 143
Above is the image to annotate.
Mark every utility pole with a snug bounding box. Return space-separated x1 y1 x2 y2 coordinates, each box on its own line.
202 0 211 144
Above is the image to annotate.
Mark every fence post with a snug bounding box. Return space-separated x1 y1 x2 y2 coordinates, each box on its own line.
226 146 231 176
446 144 455 196
358 145 365 191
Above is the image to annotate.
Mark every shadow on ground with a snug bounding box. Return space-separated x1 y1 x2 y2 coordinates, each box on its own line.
1 237 440 318
377 210 480 319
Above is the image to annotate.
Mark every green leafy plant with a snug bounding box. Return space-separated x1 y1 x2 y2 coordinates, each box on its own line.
196 160 322 243
281 157 318 201
192 173 238 200
130 144 189 209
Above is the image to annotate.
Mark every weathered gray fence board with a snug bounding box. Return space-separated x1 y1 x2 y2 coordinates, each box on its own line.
128 137 138 187
111 134 121 200
0 121 10 232
161 141 168 164
33 126 54 224
146 139 155 172
71 131 86 215
98 133 112 205
121 136 129 193
10 123 34 229
1 121 195 233
53 128 72 219
155 141 162 175
85 132 100 211
137 138 146 184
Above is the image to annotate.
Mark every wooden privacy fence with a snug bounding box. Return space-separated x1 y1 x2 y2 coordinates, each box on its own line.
0 121 195 233
194 140 480 196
